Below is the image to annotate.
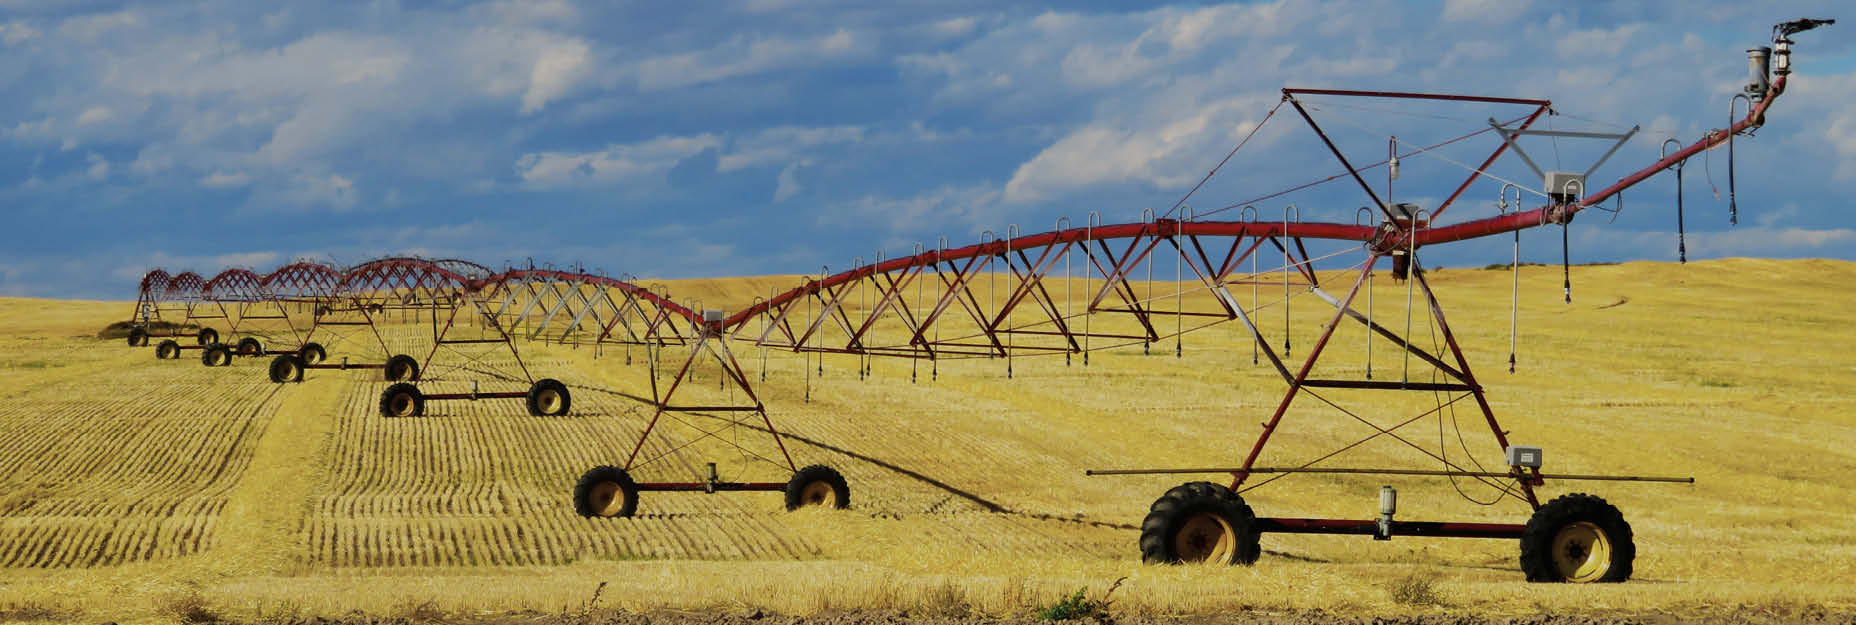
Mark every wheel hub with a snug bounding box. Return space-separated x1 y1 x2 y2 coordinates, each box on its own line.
799 481 837 507
1173 512 1236 564
1552 521 1611 582
589 481 623 516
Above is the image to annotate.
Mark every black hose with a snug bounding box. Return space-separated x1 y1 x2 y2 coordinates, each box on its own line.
1677 162 1687 263
1561 224 1571 304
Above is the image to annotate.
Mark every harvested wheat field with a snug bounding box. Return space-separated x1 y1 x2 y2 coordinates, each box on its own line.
0 259 1853 624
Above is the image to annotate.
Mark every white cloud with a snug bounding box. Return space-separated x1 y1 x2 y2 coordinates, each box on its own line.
774 160 808 202
1692 227 1856 255
0 21 40 45
521 39 591 114
85 153 109 180
1004 94 1271 203
76 106 113 125
627 29 864 92
1442 0 1528 24
213 251 282 270
7 118 55 140
515 134 721 187
717 125 866 172
200 171 250 188
932 16 977 38
56 10 140 42
1586 226 1856 260
832 183 1004 233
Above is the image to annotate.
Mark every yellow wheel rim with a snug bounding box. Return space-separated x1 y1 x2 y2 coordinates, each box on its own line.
1552 521 1612 582
799 481 838 508
539 389 563 414
281 362 298 379
589 481 624 516
1173 512 1236 564
390 393 416 417
211 351 228 366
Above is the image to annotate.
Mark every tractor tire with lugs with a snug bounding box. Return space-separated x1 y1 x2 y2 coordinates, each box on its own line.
1520 492 1634 583
1139 481 1260 565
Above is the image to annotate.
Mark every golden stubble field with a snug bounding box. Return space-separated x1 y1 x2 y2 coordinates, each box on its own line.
0 258 1852 624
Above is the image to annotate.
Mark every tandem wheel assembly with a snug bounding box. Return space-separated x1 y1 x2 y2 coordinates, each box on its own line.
573 463 851 518
375 377 573 418
1134 481 1637 582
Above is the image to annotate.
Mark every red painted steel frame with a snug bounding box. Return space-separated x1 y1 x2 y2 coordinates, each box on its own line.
726 78 1791 332
139 42 1806 546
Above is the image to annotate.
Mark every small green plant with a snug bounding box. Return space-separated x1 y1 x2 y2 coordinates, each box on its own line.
1036 577 1123 622
1386 573 1445 606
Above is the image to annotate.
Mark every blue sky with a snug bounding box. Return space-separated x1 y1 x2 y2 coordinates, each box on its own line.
2 0 1851 299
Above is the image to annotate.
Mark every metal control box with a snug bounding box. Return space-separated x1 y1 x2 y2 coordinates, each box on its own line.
1544 171 1585 201
1505 445 1543 468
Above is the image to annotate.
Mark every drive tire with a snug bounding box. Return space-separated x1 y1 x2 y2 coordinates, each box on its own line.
1139 481 1260 565
156 339 181 359
128 327 148 347
784 464 851 511
197 328 218 345
379 382 425 418
298 342 327 365
384 354 419 382
268 355 305 383
1520 493 1634 583
526 379 572 416
236 337 263 356
574 466 639 518
202 343 233 367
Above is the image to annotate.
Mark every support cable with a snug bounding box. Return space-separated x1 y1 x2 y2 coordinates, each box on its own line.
1164 98 1285 220
1195 114 1534 220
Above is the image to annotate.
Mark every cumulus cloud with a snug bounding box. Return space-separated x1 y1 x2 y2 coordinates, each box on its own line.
521 38 591 114
1005 95 1273 203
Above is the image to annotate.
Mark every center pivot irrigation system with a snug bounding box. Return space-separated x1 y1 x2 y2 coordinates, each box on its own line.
123 19 1831 583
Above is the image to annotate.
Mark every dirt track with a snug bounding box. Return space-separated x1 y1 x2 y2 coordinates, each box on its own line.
193 607 1856 625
